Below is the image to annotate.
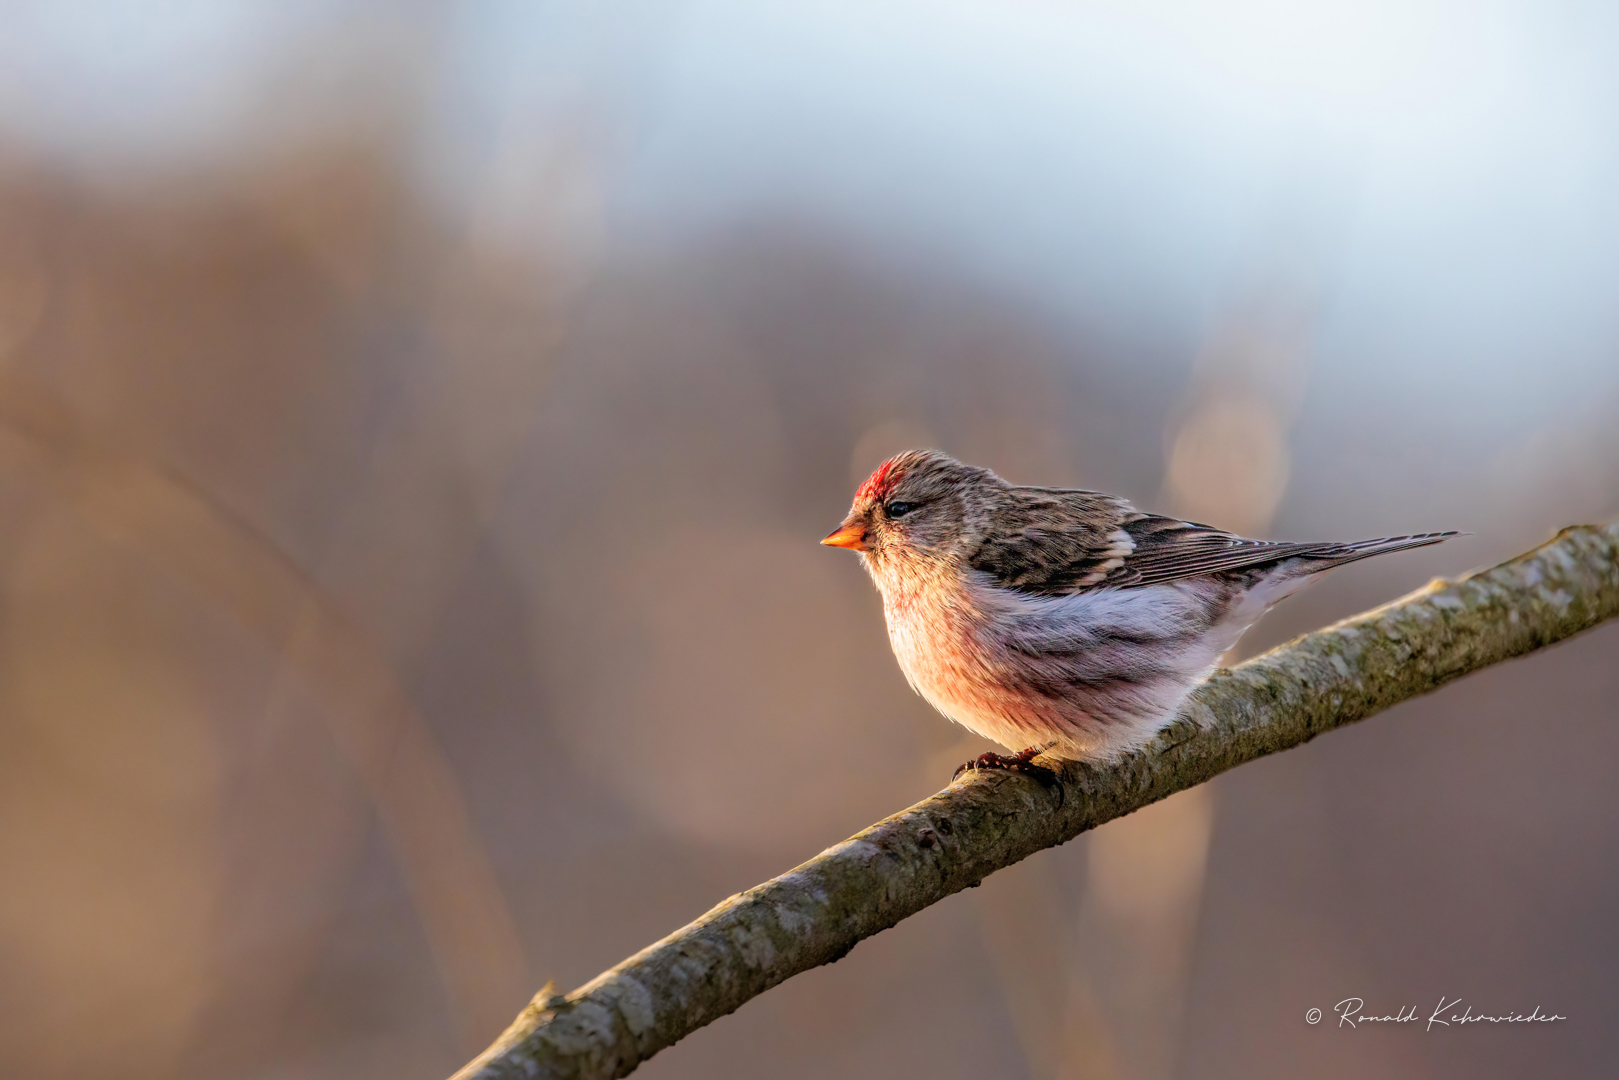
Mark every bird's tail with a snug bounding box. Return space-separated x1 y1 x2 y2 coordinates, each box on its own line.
1290 531 1460 573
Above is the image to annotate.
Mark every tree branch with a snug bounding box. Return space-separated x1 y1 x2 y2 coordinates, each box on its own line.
451 522 1619 1080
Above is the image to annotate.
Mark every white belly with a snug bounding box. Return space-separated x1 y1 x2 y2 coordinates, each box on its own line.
879 569 1305 760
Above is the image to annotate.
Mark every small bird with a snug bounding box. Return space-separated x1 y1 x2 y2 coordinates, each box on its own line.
821 449 1456 778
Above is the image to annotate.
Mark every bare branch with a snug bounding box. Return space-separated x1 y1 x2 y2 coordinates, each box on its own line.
453 522 1619 1080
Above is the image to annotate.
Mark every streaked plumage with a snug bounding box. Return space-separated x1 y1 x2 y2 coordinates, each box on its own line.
822 449 1455 765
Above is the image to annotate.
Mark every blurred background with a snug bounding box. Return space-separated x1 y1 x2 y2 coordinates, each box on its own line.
1 2 1616 1078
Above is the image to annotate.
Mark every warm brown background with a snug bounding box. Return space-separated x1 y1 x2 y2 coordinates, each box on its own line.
1 5 1616 1079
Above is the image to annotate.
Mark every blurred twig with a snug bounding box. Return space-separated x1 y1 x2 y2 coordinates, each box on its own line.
0 373 528 1047
452 521 1619 1080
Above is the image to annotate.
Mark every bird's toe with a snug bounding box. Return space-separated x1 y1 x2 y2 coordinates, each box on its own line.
952 748 1059 786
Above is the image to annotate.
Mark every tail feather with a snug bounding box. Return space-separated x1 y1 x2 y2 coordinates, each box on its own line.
1118 529 1460 588
1292 531 1461 573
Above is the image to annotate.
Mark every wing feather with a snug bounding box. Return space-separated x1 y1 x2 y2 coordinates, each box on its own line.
968 489 1455 595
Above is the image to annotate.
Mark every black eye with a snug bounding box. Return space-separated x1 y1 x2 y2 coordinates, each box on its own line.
884 501 915 518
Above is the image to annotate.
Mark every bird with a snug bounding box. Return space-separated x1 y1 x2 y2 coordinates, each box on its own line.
820 449 1456 780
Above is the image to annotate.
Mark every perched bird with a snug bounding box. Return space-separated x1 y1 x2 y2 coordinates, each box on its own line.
821 449 1455 778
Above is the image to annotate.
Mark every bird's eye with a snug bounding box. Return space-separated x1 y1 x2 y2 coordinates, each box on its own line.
885 501 915 518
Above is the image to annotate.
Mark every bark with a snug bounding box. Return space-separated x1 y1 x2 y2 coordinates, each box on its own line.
451 522 1619 1080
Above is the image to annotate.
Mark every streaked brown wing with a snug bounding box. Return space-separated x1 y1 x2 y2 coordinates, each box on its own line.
1104 517 1457 589
965 487 1137 595
974 498 1457 595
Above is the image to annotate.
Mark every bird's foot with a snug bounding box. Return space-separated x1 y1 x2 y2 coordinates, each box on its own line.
953 747 1058 786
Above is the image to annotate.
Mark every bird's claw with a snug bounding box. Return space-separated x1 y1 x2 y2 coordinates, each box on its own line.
952 747 1058 786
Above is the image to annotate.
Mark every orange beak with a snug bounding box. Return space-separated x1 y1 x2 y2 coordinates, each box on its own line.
820 519 868 551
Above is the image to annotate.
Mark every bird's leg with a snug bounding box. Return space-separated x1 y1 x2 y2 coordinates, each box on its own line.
953 746 1058 786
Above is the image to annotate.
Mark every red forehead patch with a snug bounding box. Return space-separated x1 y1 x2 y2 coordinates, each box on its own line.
856 456 905 501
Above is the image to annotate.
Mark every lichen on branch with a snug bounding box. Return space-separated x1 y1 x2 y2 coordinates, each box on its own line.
452 522 1619 1080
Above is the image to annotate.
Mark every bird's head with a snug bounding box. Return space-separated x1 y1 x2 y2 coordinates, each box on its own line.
821 449 1000 572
